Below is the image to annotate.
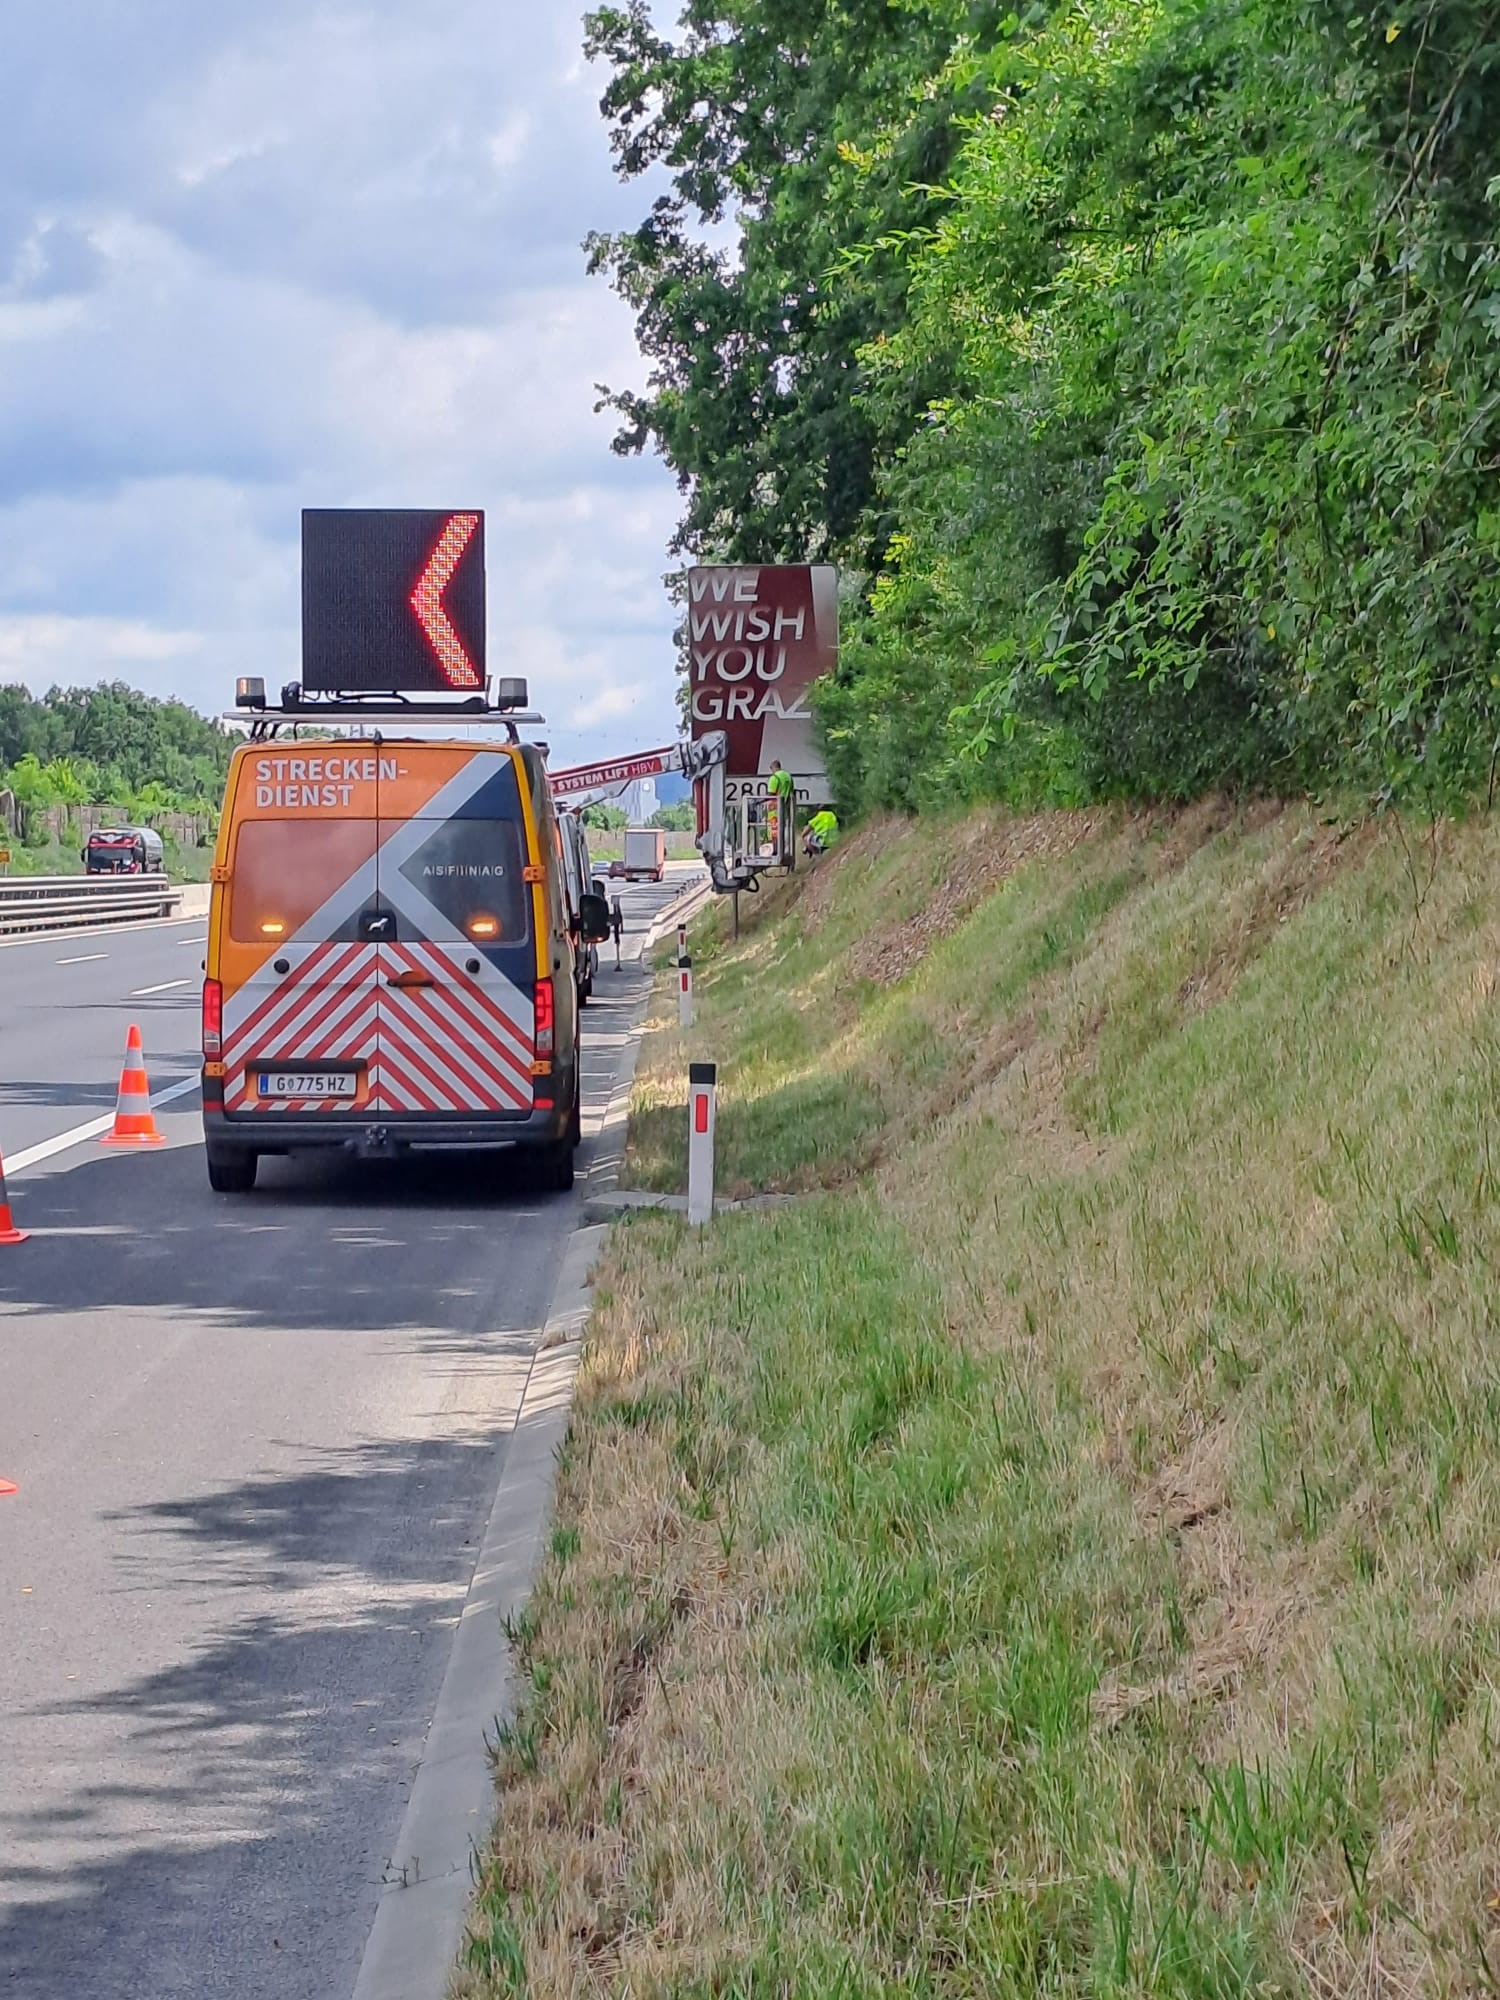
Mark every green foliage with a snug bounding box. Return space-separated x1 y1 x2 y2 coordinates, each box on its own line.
589 1 1500 812
582 801 629 831
583 0 1000 568
0 682 230 822
650 800 697 830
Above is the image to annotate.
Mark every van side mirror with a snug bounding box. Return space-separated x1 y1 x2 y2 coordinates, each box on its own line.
579 891 611 944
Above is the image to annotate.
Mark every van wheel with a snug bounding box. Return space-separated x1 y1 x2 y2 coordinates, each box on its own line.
537 1141 575 1193
569 1087 582 1149
207 1148 257 1194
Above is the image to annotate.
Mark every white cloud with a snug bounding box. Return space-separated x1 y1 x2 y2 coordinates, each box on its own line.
568 682 653 730
0 2 683 764
489 114 535 174
0 616 209 697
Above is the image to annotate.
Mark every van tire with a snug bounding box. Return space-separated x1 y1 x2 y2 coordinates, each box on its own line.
207 1148 257 1194
536 1140 575 1193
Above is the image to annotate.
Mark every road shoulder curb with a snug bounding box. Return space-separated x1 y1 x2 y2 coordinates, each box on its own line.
350 918 660 2000
644 868 712 954
350 1223 606 2000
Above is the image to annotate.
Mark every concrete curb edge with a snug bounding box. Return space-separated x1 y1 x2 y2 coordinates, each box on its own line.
350 924 661 1999
350 1223 607 2000
644 870 712 955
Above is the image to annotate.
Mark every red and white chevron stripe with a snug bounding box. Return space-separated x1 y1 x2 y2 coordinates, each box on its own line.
222 941 375 1114
377 943 533 1113
221 941 534 1116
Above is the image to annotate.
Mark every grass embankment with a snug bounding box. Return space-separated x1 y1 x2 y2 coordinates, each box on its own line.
461 801 1500 1997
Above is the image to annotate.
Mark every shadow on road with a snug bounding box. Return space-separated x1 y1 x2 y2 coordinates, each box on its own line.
0 1406 556 2000
0 1079 119 1110
0 953 657 1999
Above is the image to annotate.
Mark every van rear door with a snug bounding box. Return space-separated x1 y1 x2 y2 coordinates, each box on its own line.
370 748 536 1118
221 808 381 1118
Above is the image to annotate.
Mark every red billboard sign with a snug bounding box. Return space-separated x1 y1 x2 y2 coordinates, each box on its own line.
687 565 836 804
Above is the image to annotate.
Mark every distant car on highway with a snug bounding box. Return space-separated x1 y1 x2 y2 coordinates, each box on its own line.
83 826 164 875
608 859 628 879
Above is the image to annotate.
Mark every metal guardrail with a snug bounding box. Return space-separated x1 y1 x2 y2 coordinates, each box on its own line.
0 873 183 935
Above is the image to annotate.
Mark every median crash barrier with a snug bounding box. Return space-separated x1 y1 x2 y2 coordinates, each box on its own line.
0 873 182 935
0 1136 29 1246
688 1061 716 1226
101 1024 166 1148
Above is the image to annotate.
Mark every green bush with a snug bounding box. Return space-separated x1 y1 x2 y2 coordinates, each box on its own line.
590 0 1500 814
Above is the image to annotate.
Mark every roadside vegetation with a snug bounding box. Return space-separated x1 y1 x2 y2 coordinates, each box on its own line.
588 0 1500 815
463 806 1500 1996
0 682 229 874
455 7 1500 1991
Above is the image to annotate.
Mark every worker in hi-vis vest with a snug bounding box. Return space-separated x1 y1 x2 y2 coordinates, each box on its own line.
766 760 794 854
804 807 839 856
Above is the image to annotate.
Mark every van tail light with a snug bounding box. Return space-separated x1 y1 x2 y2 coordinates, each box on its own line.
534 977 555 1063
203 978 223 1058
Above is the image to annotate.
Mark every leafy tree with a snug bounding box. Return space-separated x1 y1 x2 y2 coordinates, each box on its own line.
832 0 1500 810
583 0 1003 571
650 801 696 830
581 802 629 831
0 682 231 808
0 682 232 853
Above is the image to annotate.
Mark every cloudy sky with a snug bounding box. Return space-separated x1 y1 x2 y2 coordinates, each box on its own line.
0 2 683 764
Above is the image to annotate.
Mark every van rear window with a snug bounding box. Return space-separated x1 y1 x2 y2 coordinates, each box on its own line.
229 819 377 944
395 820 529 943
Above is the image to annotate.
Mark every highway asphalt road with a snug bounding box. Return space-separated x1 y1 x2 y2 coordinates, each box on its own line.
0 869 688 2000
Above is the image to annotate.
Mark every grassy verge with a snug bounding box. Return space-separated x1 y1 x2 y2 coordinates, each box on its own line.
461 800 1500 1997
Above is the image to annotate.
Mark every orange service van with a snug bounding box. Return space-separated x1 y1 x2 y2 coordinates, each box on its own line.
202 736 602 1194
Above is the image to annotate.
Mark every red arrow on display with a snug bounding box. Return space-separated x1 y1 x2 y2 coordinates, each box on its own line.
410 512 482 689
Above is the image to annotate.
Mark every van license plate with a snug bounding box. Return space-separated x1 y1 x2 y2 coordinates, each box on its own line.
258 1072 357 1099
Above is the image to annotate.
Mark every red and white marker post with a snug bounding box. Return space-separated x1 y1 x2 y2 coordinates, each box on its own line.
678 951 695 1030
687 1061 716 1226
677 921 688 961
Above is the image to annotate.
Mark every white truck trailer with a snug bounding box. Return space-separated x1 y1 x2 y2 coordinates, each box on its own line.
622 827 666 883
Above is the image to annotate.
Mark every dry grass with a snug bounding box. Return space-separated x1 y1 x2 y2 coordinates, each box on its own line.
846 807 1100 987
460 801 1500 1998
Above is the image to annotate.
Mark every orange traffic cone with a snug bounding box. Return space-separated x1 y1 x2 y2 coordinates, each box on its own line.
101 1024 166 1148
0 1138 28 1245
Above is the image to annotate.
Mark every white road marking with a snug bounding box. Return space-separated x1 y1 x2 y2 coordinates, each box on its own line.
57 953 107 965
130 978 191 997
0 913 206 954
7 1076 202 1178
179 935 205 946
